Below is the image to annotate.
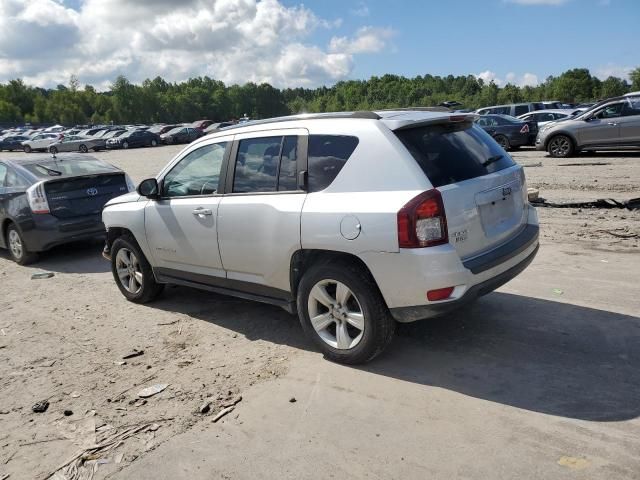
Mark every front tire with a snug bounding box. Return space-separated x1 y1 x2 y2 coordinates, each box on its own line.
23 145 32 153
49 146 58 154
495 135 510 151
79 144 88 153
151 139 158 147
6 224 38 265
297 262 395 364
122 141 129 149
547 135 574 158
111 236 164 303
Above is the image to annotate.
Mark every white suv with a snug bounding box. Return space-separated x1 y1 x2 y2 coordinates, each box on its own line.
102 110 539 364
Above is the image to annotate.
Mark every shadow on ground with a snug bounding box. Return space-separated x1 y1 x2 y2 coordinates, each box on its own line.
0 239 109 274
149 287 640 422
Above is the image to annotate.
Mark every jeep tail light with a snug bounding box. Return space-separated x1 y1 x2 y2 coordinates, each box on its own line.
26 182 50 214
397 189 448 248
427 287 455 301
520 124 529 134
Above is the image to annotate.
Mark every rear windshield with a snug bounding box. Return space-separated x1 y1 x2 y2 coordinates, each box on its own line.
21 159 120 177
395 123 516 188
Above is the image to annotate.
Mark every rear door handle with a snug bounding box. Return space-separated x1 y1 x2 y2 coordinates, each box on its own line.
607 122 618 126
192 208 213 217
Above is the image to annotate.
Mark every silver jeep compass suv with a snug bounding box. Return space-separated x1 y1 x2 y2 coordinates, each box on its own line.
102 110 539 364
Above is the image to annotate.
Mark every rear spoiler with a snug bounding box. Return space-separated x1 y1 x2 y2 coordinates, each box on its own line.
383 113 479 131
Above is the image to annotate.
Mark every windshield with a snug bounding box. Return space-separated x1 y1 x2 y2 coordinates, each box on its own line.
395 123 516 188
166 127 184 135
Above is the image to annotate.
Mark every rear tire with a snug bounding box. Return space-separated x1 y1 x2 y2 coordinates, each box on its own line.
151 139 158 147
297 261 395 364
49 146 58 154
495 135 510 151
547 135 574 158
79 144 88 153
111 236 164 303
6 224 38 265
122 141 129 149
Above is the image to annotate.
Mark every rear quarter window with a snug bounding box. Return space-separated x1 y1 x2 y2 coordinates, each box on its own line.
308 135 359 192
395 123 516 188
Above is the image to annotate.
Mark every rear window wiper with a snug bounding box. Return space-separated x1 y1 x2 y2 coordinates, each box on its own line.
482 155 503 168
35 164 62 176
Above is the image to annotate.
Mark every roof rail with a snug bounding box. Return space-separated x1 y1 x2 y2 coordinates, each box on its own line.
215 111 381 132
376 106 451 113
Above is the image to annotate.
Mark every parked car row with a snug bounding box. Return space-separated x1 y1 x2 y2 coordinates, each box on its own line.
0 118 245 155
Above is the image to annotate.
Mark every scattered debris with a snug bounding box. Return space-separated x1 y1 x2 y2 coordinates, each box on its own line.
35 359 56 368
558 162 610 167
527 188 539 202
595 229 638 239
157 320 179 326
199 402 211 414
64 410 73 417
114 453 124 464
122 349 144 360
557 456 590 470
212 406 235 423
113 361 127 366
31 272 55 280
32 400 50 413
69 391 81 399
552 289 564 296
289 397 297 403
522 162 542 168
137 383 169 398
532 197 640 210
48 422 162 480
222 395 243 408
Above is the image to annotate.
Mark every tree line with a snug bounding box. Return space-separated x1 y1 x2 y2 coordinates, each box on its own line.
1 67 639 126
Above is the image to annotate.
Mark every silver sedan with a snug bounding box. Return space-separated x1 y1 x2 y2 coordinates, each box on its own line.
48 135 105 154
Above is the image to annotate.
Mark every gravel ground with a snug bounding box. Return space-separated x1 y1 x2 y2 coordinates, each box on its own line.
0 145 638 479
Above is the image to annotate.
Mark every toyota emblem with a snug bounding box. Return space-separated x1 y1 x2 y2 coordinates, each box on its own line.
87 187 98 196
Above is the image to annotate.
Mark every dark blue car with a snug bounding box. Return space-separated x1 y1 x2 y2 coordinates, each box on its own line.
0 154 133 264
475 114 538 150
0 135 30 151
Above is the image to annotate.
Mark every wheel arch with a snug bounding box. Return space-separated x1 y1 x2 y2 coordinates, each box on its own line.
289 249 382 301
544 130 578 150
1 218 16 248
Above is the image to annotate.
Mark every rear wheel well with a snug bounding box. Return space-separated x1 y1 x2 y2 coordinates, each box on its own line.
290 249 381 301
2 219 15 243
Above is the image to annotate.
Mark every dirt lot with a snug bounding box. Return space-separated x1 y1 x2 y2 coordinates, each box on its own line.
0 146 639 479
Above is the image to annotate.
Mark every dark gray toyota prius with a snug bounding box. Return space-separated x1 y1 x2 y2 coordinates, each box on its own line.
0 154 134 264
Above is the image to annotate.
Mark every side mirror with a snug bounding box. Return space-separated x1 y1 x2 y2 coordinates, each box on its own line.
137 178 159 199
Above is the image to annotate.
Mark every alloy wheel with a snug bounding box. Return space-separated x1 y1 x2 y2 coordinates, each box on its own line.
115 248 143 294
549 136 571 157
307 279 365 350
8 230 23 260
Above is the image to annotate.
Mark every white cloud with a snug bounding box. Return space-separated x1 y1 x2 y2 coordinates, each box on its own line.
476 71 540 87
505 0 570 5
595 64 632 81
350 2 370 17
0 0 386 89
329 26 395 54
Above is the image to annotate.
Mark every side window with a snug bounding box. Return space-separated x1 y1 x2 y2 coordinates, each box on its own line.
623 99 640 117
0 164 7 187
308 135 359 192
278 136 298 191
594 103 624 119
233 136 283 193
6 168 27 188
162 142 227 197
514 105 529 116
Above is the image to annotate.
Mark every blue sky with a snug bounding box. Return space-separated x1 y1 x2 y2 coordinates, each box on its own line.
1 0 638 89
303 0 640 84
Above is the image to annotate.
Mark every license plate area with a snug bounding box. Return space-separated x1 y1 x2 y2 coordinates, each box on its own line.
475 180 523 238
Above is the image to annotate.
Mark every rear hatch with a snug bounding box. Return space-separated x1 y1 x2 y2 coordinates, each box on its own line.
394 119 528 260
45 174 128 218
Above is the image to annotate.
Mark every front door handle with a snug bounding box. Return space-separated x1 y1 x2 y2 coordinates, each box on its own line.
192 208 213 217
607 122 618 126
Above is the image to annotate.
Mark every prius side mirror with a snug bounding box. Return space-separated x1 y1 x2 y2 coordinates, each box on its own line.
137 178 159 199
